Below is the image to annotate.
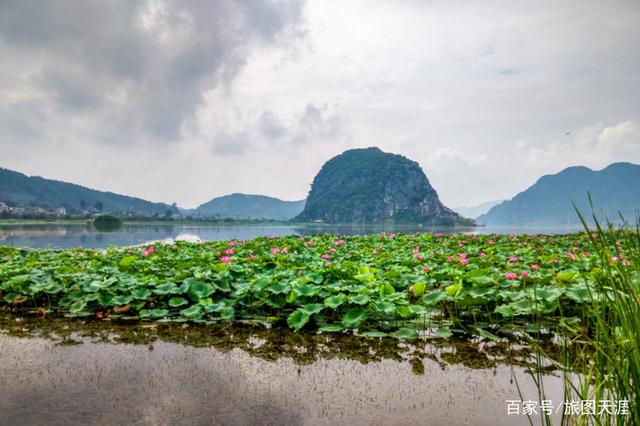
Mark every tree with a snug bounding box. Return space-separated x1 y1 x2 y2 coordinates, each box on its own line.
94 201 103 212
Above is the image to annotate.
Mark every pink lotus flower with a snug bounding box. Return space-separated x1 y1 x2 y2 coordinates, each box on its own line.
321 253 331 260
459 252 467 258
423 266 430 272
412 246 420 255
389 234 396 239
567 252 576 261
521 271 529 278
271 247 280 254
225 248 234 255
508 256 518 263
228 241 236 247
305 240 314 246
531 264 540 270
141 246 155 256
611 256 619 262
220 256 232 263
283 247 289 254
335 240 345 246
505 272 518 280
415 254 425 261
459 257 469 265
247 254 256 261
488 239 495 245
480 252 487 258
582 252 590 257
447 256 454 262
329 247 336 252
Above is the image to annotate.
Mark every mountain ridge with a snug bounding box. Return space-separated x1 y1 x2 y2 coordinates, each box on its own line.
477 162 640 225
194 193 305 220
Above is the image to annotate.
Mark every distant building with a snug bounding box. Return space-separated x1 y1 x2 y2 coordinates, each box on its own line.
55 207 67 216
0 202 8 213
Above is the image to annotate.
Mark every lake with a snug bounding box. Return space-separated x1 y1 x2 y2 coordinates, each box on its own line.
0 223 585 249
0 317 563 426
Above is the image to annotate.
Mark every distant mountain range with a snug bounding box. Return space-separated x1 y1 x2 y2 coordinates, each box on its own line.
477 162 640 226
194 193 305 220
453 200 502 219
0 167 177 217
3 160 638 225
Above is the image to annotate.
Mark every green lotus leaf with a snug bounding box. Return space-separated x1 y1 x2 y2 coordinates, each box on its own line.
372 300 395 314
169 297 188 307
112 295 133 305
180 304 203 318
187 280 214 300
287 310 310 331
318 324 345 333
410 282 426 298
132 288 151 300
294 284 321 297
379 283 395 298
423 289 448 305
324 293 346 309
392 327 419 339
341 308 368 328
348 294 370 305
118 255 138 269
360 330 388 337
301 303 324 315
436 327 453 338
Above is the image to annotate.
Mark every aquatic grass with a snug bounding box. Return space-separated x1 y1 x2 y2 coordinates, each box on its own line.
559 207 640 425
519 205 640 425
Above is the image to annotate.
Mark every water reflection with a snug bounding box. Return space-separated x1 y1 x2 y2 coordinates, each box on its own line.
0 317 563 426
0 223 585 249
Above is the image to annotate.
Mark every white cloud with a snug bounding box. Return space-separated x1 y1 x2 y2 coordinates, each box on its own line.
1 0 639 208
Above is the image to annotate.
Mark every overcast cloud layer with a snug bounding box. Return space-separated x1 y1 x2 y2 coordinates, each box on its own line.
1 0 639 208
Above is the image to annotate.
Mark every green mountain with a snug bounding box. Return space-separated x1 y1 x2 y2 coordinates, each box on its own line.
477 162 640 226
295 147 472 225
0 167 177 216
195 193 305 220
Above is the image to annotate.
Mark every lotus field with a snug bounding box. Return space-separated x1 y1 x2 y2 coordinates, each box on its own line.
0 232 629 339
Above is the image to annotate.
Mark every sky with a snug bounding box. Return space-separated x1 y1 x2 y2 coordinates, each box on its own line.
1 0 639 209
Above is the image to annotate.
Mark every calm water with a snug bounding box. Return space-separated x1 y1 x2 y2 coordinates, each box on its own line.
0 223 585 249
0 318 564 426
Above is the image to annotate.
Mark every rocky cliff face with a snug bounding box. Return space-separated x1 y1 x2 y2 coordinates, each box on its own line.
296 147 471 225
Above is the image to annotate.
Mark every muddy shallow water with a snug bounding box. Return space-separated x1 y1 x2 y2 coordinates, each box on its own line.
0 318 564 426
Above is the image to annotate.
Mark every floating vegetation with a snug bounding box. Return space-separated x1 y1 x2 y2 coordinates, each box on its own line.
0 231 629 339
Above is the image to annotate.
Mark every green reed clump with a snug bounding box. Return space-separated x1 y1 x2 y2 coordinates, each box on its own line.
560 210 640 425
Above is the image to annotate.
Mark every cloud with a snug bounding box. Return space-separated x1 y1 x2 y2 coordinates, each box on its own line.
212 130 251 156
0 0 638 209
291 103 348 145
0 0 306 142
258 110 287 140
